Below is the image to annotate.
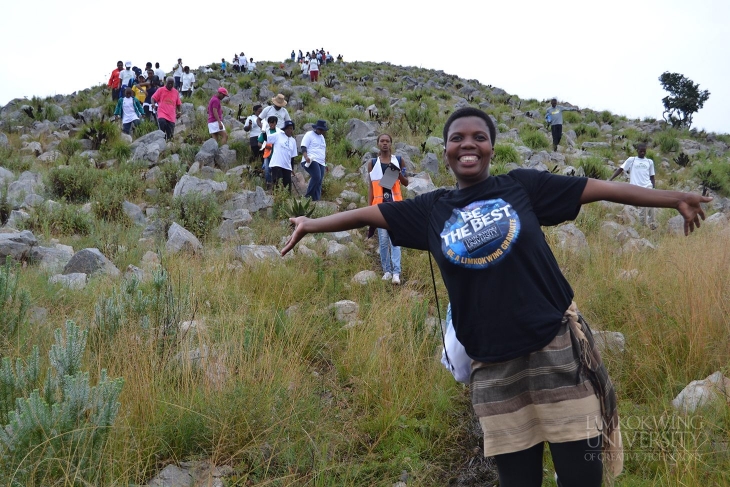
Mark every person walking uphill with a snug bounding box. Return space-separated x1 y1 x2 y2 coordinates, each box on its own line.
208 87 229 145
301 120 328 201
151 77 182 141
367 134 409 285
546 98 580 151
281 107 712 487
609 143 656 227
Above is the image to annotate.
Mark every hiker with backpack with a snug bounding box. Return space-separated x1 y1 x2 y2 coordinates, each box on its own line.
367 134 409 285
244 104 263 163
281 107 712 487
609 143 657 227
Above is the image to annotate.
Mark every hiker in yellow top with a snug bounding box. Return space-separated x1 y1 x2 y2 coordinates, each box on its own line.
546 98 581 152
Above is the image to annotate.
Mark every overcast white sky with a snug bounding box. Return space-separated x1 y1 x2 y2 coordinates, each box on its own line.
1 0 727 133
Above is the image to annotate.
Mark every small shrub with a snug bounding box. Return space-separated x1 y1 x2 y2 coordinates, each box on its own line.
93 185 129 224
693 163 730 195
578 156 611 179
170 193 222 239
0 153 32 172
519 127 550 150
57 138 83 157
228 139 250 165
563 111 581 124
105 139 132 160
22 204 94 236
134 119 158 138
489 162 510 177
155 161 187 193
655 130 680 153
574 124 601 139
492 145 521 165
0 321 124 486
0 187 11 226
403 101 436 135
79 118 119 150
674 152 691 167
47 163 100 202
0 257 30 342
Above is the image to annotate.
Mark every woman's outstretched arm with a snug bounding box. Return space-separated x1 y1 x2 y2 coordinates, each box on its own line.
281 205 389 255
580 179 712 235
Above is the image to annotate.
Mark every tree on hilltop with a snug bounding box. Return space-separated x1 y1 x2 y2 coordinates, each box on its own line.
658 72 710 129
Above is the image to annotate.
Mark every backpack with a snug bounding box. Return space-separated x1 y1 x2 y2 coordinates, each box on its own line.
370 155 405 175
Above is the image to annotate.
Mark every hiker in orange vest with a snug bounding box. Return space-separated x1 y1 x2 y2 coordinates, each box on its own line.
367 133 409 284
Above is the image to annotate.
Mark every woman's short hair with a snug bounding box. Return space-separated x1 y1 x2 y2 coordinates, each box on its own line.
442 107 497 145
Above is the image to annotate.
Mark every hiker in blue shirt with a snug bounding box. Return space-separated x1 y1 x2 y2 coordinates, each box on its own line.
546 98 581 152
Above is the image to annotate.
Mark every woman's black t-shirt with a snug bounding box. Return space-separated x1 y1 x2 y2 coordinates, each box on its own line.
379 169 588 362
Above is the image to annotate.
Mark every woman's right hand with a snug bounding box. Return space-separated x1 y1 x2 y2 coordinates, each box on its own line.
281 217 311 255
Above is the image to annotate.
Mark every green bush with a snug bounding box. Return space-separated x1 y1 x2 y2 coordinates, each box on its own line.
22 204 94 236
654 130 680 153
563 111 581 124
228 139 250 165
105 139 132 160
489 162 510 177
574 124 601 139
57 138 83 157
693 163 730 195
79 118 119 150
170 193 222 239
134 119 159 138
0 257 30 342
102 165 144 199
519 128 550 150
93 185 129 224
0 321 124 486
578 156 611 179
47 163 100 202
155 162 187 193
403 101 436 135
492 145 521 164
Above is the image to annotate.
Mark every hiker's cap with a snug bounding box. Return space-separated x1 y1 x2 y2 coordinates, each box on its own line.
125 61 132 68
217 87 229 96
283 120 295 129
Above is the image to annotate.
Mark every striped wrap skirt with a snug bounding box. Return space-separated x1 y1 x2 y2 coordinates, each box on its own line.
471 302 623 477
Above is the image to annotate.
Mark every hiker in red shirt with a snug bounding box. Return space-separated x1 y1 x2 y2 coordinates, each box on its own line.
108 61 123 101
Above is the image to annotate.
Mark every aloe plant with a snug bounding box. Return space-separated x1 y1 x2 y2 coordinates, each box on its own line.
284 198 316 220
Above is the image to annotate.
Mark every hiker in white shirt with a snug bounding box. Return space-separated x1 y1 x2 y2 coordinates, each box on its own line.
610 143 657 226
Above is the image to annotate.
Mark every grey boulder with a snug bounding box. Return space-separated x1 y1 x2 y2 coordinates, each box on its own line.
63 248 121 277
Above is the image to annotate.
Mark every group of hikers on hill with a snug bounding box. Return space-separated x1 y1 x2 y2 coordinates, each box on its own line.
105 55 703 486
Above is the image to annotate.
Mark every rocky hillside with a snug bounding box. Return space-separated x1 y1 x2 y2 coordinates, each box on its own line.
0 60 729 486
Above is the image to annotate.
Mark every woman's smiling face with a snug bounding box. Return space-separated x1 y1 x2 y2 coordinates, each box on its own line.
444 116 494 188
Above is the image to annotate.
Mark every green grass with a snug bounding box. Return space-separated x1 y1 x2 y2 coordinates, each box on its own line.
519 127 550 150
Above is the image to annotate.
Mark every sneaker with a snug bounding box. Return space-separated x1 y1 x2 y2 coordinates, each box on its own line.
392 274 401 285
382 272 392 281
